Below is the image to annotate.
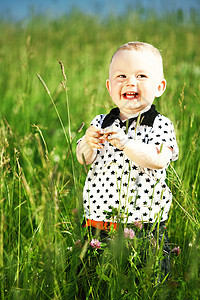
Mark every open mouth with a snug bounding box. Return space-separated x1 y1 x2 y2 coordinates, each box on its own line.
122 92 140 100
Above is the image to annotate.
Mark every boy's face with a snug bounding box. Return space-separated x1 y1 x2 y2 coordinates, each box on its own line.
106 49 166 119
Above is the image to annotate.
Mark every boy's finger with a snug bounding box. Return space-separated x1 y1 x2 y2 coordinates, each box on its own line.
90 125 103 133
88 127 103 137
103 126 120 135
91 132 101 138
90 142 104 149
107 133 120 140
87 136 104 147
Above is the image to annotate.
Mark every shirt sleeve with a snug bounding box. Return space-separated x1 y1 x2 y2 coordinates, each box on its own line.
77 114 105 144
90 114 105 128
148 115 179 162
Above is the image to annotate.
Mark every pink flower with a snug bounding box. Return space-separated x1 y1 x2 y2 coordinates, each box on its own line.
90 238 102 249
171 246 181 256
72 208 78 215
124 228 135 239
134 221 143 229
75 239 82 249
124 228 129 238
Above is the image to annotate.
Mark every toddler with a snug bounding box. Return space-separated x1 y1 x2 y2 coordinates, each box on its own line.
76 41 178 230
76 41 179 279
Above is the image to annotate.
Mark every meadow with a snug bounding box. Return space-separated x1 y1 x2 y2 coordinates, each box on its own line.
0 8 200 299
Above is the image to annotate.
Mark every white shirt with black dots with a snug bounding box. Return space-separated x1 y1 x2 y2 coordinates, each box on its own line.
82 110 179 224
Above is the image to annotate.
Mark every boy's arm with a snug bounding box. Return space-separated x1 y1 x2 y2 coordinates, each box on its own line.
76 125 105 165
103 126 172 169
123 140 172 169
76 137 97 165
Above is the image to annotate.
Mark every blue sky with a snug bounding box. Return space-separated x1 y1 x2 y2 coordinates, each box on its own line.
0 0 200 21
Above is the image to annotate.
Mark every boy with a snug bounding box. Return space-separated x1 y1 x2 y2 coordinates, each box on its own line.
76 41 178 231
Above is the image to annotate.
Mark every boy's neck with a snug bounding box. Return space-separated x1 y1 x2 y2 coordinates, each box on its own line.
119 105 152 121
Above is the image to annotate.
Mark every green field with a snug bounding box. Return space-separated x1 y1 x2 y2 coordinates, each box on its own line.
0 9 200 299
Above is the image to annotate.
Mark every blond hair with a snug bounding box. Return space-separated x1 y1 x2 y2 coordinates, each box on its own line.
110 41 164 77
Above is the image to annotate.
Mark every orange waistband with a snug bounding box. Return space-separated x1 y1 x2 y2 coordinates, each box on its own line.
84 219 119 231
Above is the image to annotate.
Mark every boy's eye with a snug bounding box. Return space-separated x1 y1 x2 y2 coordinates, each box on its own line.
137 74 147 78
118 74 126 78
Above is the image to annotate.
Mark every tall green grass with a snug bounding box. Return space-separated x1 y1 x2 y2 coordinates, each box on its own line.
0 9 199 299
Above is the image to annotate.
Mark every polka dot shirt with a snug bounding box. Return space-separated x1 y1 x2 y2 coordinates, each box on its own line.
82 106 179 224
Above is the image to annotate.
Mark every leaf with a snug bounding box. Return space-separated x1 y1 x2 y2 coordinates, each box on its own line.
100 274 110 282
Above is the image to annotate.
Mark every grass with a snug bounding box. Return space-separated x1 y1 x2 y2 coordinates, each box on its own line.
0 8 200 299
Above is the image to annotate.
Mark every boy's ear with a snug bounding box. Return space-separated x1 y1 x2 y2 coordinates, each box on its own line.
155 79 166 98
106 79 111 94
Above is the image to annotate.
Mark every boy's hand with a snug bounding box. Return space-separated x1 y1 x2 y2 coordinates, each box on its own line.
103 125 129 150
85 125 105 149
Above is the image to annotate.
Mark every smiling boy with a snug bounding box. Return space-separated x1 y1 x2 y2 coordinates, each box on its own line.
76 41 179 227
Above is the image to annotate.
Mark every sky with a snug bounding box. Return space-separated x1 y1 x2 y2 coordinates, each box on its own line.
0 0 200 21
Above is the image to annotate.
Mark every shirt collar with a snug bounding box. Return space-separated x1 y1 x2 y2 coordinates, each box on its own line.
101 105 159 129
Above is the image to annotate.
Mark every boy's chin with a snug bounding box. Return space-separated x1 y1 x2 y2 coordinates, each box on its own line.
120 103 144 112
119 103 151 116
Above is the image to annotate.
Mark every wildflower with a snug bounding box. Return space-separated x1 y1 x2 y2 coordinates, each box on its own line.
124 228 135 239
72 208 78 221
134 221 143 229
75 239 82 249
171 246 181 256
90 238 102 249
53 154 60 162
72 208 78 215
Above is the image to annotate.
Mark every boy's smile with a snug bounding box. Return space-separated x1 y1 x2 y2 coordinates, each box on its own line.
122 91 140 100
106 49 166 120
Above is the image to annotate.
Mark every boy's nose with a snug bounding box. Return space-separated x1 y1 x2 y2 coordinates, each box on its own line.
127 76 137 86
